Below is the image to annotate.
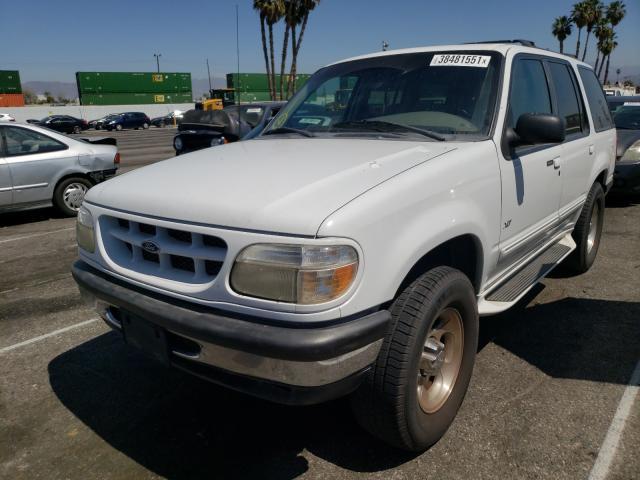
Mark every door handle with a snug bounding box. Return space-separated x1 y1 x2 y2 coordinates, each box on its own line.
546 157 561 169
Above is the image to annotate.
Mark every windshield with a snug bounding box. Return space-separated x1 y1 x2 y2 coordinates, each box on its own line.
614 106 640 130
265 51 502 141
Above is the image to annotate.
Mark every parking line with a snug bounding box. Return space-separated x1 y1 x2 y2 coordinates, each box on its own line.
587 359 640 480
0 318 99 354
0 227 75 244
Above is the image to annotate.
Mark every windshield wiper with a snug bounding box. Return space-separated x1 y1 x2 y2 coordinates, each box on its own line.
332 120 446 141
263 127 315 137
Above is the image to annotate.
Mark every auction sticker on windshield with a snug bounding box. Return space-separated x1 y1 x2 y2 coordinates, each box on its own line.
430 54 491 68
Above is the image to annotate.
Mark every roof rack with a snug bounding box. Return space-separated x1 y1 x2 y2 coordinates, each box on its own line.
466 39 537 47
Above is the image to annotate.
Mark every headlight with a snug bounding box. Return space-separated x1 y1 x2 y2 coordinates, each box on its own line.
76 206 95 253
621 140 640 162
174 136 183 151
231 244 358 304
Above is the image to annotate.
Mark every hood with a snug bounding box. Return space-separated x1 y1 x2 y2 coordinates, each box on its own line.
616 129 640 159
86 138 456 235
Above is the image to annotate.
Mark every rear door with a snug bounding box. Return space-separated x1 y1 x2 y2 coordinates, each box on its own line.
3 126 76 205
0 128 14 207
545 60 592 223
497 55 563 270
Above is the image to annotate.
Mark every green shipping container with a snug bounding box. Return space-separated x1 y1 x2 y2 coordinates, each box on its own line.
76 72 192 94
79 92 192 106
237 91 273 103
227 73 311 93
0 70 22 94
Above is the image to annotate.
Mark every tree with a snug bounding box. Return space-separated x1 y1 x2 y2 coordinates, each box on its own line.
279 0 298 100
606 0 626 28
286 0 320 97
43 91 54 103
552 16 573 53
603 37 618 85
593 19 611 72
571 1 589 58
22 89 37 105
264 0 285 101
253 1 274 100
581 0 603 61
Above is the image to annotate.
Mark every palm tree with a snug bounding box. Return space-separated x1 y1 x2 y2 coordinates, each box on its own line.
263 0 285 100
279 0 297 100
286 0 320 97
597 31 616 81
552 16 573 54
581 0 603 61
606 0 626 28
603 37 618 85
253 0 274 100
593 19 611 72
571 1 589 58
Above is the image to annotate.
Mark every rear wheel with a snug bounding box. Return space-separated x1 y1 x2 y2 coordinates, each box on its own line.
351 266 478 451
566 182 605 274
53 177 92 216
159 121 165 128
72 125 81 134
142 122 149 129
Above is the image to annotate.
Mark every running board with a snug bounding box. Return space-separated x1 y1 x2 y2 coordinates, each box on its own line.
477 234 576 316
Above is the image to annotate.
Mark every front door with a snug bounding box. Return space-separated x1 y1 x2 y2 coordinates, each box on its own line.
3 125 75 205
497 56 563 271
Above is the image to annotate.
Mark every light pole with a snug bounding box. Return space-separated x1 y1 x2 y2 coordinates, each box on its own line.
153 53 162 73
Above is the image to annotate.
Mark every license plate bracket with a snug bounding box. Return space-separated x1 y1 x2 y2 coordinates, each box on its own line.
121 313 169 365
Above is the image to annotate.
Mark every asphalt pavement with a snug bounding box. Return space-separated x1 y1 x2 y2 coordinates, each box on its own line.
0 129 638 479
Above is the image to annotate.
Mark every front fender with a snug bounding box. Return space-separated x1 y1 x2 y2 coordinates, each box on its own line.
318 141 502 318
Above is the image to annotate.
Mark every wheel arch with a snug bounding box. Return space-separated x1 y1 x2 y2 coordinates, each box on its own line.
394 234 484 298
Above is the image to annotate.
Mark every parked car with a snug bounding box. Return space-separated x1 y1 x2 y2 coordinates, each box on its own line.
72 41 614 451
26 115 89 134
103 112 150 131
0 123 119 216
607 95 640 113
610 102 640 194
0 113 15 122
151 111 184 128
173 102 284 154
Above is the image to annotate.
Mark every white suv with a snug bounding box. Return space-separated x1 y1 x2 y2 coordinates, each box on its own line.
72 41 616 451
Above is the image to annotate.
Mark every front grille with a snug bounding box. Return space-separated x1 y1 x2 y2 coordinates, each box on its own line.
99 215 227 283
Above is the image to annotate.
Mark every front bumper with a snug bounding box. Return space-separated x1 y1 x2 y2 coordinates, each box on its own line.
612 161 640 194
72 260 390 405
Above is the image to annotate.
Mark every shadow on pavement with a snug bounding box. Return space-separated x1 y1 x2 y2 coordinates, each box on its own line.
0 207 61 228
606 194 640 209
48 296 640 479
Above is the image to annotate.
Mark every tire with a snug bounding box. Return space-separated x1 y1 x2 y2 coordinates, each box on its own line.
72 125 81 134
566 182 605 274
53 177 92 217
351 266 478 451
115 124 123 131
159 121 165 128
142 122 149 129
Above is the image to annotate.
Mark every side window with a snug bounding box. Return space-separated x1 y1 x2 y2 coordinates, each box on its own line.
508 59 552 128
548 62 585 136
578 67 614 132
3 127 67 156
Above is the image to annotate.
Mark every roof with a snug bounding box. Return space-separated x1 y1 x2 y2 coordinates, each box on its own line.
328 42 592 69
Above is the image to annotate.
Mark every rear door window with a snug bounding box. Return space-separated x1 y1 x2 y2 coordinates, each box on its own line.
578 67 614 132
508 59 552 128
547 62 587 136
3 127 68 156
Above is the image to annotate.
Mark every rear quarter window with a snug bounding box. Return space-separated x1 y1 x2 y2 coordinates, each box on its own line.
578 67 614 132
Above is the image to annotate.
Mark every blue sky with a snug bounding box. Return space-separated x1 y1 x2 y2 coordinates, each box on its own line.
1 0 639 84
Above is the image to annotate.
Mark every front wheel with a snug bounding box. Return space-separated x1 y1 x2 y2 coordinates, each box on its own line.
72 125 81 134
115 124 123 131
53 177 92 216
565 182 605 274
351 266 478 451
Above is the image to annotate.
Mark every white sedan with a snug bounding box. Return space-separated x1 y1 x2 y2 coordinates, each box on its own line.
0 123 119 216
0 113 16 122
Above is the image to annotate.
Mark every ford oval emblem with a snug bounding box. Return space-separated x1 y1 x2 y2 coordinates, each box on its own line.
141 241 160 253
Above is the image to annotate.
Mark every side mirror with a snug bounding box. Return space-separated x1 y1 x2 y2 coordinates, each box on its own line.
508 113 566 148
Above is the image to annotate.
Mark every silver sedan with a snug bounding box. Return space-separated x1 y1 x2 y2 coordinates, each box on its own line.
0 123 118 216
